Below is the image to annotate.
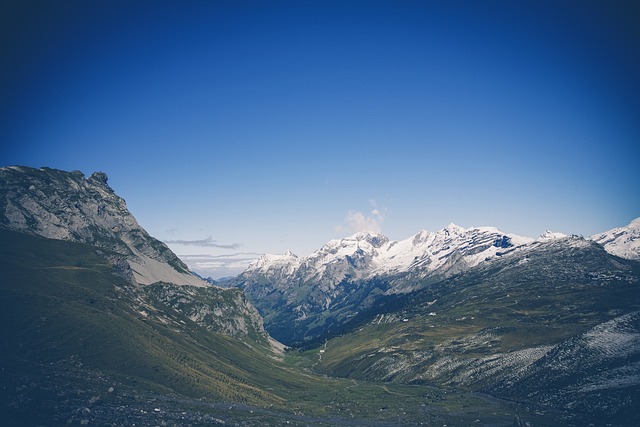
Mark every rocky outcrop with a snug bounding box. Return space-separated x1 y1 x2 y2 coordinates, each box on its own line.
143 282 283 351
0 166 205 286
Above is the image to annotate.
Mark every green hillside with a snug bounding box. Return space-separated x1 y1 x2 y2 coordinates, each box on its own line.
1 228 562 426
0 228 286 401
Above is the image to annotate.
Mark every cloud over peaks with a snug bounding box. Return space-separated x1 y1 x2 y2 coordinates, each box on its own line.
337 204 385 234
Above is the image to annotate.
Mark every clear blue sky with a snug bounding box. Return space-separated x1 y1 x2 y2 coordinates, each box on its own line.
2 1 639 277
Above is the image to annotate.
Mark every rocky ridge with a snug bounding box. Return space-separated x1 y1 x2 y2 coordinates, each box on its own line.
0 166 205 286
0 166 279 347
241 224 533 294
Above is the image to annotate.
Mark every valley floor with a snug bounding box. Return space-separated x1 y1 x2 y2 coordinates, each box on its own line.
1 358 585 427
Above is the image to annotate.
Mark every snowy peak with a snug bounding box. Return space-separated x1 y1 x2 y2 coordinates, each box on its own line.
312 232 389 262
240 223 535 295
372 224 533 280
351 231 390 248
443 222 466 236
539 230 569 240
238 217 640 298
411 229 433 245
591 217 640 260
249 251 300 271
329 231 389 248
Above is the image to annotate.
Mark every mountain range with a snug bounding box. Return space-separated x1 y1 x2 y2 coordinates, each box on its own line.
229 214 640 425
310 236 640 424
1 165 639 426
230 218 640 346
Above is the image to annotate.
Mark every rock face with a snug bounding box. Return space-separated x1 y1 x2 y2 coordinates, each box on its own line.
144 282 284 351
0 166 280 349
0 166 204 286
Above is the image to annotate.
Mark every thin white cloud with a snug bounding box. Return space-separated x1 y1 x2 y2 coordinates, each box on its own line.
163 236 241 249
179 253 261 263
178 253 261 279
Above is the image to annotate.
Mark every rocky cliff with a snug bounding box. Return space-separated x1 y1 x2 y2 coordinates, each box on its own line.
0 166 203 286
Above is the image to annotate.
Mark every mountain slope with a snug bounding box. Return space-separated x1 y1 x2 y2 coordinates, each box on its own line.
0 229 284 405
1 228 558 426
0 166 204 286
308 237 640 425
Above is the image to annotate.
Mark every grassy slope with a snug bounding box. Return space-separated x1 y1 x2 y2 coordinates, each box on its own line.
0 228 286 404
0 228 570 426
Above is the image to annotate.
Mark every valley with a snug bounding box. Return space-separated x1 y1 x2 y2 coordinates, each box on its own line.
233 218 640 426
1 166 639 426
0 231 562 426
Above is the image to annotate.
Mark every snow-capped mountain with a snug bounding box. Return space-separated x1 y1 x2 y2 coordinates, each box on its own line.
240 224 532 293
241 218 640 295
591 217 640 261
371 224 533 286
233 218 640 345
311 235 640 424
0 166 207 286
231 223 537 343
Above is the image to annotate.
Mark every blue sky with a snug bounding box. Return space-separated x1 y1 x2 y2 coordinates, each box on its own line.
2 1 639 277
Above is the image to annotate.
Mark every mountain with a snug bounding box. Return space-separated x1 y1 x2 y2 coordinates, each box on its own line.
242 224 532 290
0 166 556 426
232 219 640 347
539 230 569 240
231 224 533 345
230 217 640 423
0 166 204 286
308 236 640 425
0 165 281 347
592 217 640 261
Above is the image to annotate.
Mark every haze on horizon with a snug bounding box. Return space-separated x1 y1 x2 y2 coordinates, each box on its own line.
1 1 639 278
